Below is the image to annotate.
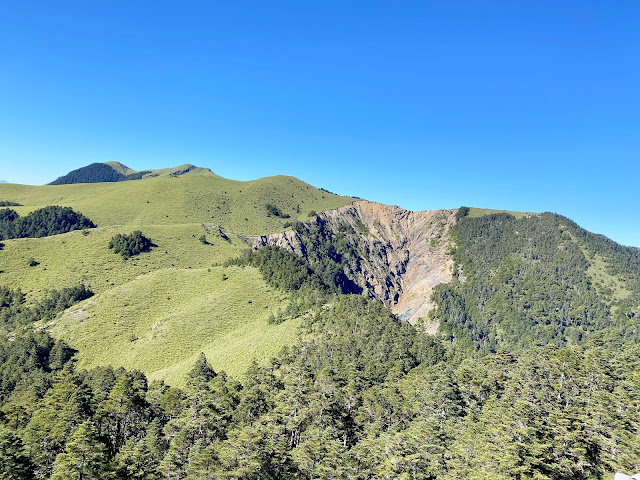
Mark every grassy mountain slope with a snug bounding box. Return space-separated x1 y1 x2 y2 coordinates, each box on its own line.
51 266 300 386
0 173 355 383
104 161 137 176
1 174 353 234
0 224 244 297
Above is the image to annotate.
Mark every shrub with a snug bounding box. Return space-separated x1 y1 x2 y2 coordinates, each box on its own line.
456 206 470 220
265 204 290 218
108 231 155 258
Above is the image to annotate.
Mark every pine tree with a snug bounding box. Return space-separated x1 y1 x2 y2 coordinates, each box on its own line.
115 420 166 480
188 353 217 385
0 427 34 479
50 420 108 480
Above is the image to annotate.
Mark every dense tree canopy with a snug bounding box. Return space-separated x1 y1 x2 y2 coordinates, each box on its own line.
432 211 640 353
0 291 635 479
0 209 638 478
48 163 153 185
0 206 95 240
108 231 155 258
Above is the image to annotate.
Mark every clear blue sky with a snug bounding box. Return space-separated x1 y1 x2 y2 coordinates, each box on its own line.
0 1 638 246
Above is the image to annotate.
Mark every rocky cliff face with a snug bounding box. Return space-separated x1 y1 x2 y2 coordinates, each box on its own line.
251 201 457 326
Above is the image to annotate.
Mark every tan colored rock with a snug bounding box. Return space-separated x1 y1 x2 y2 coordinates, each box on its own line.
250 200 457 326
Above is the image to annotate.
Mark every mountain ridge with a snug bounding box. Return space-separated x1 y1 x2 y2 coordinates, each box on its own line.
1 170 638 381
48 161 217 185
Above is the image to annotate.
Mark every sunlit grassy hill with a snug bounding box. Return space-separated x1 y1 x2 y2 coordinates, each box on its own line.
1 173 354 233
0 170 356 384
52 266 301 386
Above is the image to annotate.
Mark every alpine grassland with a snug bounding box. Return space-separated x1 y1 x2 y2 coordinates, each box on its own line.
0 174 353 233
0 172 356 383
51 266 302 386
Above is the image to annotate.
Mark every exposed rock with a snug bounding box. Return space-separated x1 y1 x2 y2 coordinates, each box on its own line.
250 200 457 325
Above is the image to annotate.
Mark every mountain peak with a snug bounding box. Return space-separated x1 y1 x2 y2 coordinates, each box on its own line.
49 162 217 185
103 161 136 176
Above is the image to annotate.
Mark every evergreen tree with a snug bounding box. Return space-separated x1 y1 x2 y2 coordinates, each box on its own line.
115 420 166 480
50 420 108 480
188 353 217 385
0 426 33 479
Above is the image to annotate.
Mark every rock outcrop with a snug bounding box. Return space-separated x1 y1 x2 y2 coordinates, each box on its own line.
251 200 457 326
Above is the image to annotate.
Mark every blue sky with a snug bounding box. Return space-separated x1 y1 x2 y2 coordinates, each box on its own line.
0 1 638 246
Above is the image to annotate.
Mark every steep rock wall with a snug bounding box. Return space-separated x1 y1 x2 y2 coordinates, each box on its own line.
251 201 457 326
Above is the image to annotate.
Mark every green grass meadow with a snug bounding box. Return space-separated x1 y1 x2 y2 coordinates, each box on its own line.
51 266 301 386
0 173 354 384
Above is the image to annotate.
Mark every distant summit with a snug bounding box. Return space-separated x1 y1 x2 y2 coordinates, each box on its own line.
0 180 7 184
49 162 216 185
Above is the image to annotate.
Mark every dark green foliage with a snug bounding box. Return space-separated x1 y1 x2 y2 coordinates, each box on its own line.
18 206 96 238
0 294 635 478
0 332 75 407
227 246 332 293
456 205 469 219
0 209 19 239
0 201 21 207
0 283 93 331
198 234 208 245
0 206 96 240
108 231 155 258
0 427 33 479
188 353 217 384
307 210 316 217
291 217 363 294
433 212 617 353
0 242 4 250
218 227 229 241
50 163 126 184
49 163 153 185
27 258 39 267
49 420 108 480
265 203 290 218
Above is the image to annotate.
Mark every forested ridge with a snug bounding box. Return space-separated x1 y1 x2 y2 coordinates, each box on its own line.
49 163 152 185
0 231 637 478
432 209 640 354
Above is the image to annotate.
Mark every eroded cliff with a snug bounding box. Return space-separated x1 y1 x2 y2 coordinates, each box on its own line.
251 201 457 326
